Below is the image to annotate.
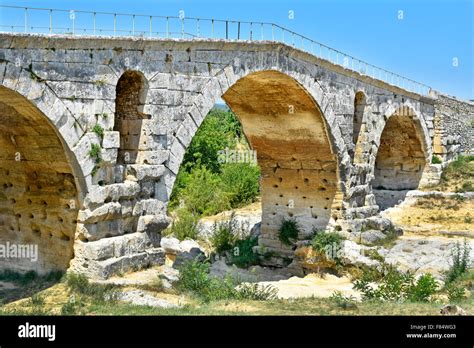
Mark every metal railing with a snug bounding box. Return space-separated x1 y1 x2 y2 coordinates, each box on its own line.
0 5 431 95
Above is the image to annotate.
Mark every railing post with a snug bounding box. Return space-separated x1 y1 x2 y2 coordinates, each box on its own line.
181 17 184 38
49 9 52 34
226 20 228 39
93 12 96 35
237 21 240 40
24 7 28 33
132 15 135 36
211 19 214 38
250 22 253 41
166 17 169 38
114 13 117 36
149 16 152 37
197 19 200 37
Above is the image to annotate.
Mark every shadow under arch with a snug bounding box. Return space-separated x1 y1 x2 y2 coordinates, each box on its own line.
221 70 341 256
372 105 429 210
0 86 83 274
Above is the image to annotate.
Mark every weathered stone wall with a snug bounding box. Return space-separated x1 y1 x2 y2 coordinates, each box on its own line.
432 92 474 161
0 33 471 278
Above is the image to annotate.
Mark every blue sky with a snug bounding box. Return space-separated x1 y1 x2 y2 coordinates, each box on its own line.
1 0 473 99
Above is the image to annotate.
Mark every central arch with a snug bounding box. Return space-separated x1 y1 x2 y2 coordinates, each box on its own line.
0 86 82 274
219 70 340 259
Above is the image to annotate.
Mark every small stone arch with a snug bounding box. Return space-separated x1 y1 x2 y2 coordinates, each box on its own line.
114 70 149 164
372 104 430 210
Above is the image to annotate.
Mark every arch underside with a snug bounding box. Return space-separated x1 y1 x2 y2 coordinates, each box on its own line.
223 70 339 255
0 87 79 273
373 111 427 210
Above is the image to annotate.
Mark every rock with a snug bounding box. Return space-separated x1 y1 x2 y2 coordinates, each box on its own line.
158 265 180 283
160 237 181 255
340 240 380 268
440 305 467 316
360 230 387 244
174 239 206 267
116 290 179 308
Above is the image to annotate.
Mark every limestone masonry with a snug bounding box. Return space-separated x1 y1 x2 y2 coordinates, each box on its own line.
0 34 472 278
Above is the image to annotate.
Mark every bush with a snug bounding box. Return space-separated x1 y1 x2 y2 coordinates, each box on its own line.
446 283 465 303
176 260 276 303
220 163 260 208
236 282 278 300
179 166 230 216
311 230 345 264
445 239 471 284
167 208 200 241
210 215 239 254
407 274 438 302
431 155 442 164
278 218 299 246
230 236 259 268
353 264 438 302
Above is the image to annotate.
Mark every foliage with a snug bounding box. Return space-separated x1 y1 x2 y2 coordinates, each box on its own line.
92 124 104 139
210 214 239 254
446 283 465 303
167 208 200 241
431 155 442 164
353 264 438 302
220 163 260 208
278 218 299 246
311 230 345 264
445 239 471 284
169 108 260 215
236 282 278 301
230 236 259 268
329 291 358 309
89 143 102 163
178 166 230 216
176 259 277 303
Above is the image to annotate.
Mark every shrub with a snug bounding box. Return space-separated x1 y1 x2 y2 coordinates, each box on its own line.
353 264 437 302
230 236 259 268
446 283 465 303
431 155 442 164
407 274 438 302
311 230 345 264
179 166 229 216
220 163 260 208
236 282 278 301
278 218 299 246
176 260 276 303
168 208 200 241
210 214 239 254
329 291 358 309
445 239 471 284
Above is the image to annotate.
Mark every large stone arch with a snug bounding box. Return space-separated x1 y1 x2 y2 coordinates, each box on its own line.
0 86 83 274
167 63 347 263
372 104 431 210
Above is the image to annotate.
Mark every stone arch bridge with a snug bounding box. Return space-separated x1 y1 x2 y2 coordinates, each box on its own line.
0 34 472 278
